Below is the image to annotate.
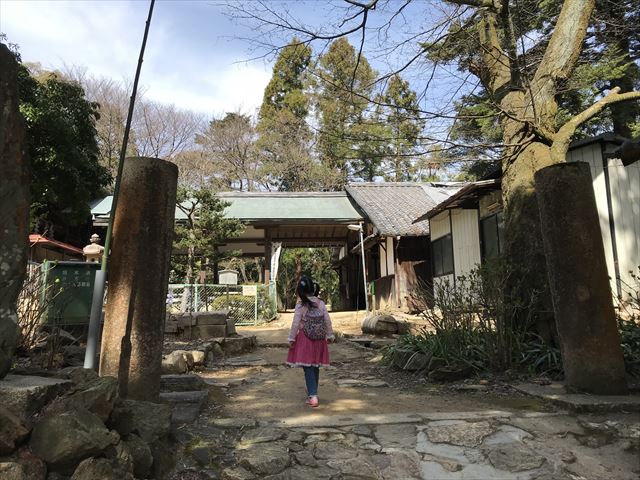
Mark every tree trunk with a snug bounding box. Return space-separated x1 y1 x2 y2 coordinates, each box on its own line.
500 93 558 341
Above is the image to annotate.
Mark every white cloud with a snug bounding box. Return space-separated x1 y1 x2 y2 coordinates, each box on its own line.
0 0 273 117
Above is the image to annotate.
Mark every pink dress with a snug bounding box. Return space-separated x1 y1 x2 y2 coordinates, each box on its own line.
286 297 334 367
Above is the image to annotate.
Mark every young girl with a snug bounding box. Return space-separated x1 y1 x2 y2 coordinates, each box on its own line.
287 275 334 407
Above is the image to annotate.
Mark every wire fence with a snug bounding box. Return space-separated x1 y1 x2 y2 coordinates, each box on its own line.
166 283 277 326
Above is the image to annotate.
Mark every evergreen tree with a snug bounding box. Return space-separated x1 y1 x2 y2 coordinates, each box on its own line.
257 38 321 191
382 75 424 181
314 38 377 188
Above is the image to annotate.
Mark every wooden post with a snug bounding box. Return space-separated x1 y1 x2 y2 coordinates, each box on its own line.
264 228 272 286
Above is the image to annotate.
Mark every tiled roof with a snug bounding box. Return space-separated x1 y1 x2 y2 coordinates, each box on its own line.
346 183 458 236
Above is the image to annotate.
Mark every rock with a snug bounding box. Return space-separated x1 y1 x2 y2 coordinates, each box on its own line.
226 318 237 336
191 350 206 366
150 439 176 480
62 345 86 368
361 314 398 335
485 443 546 472
70 457 133 480
455 384 488 392
222 336 256 356
0 43 27 380
0 374 71 420
58 367 99 387
403 352 432 371
325 455 380 478
336 379 388 388
374 424 417 449
190 446 212 466
48 376 118 422
240 427 286 446
160 390 208 425
392 349 415 369
160 374 207 392
109 399 171 444
0 462 28 480
30 408 119 469
425 420 494 448
222 466 256 480
162 351 189 374
265 465 335 479
313 441 357 460
370 451 422 480
123 434 153 479
237 440 290 476
207 344 225 365
293 450 318 467
0 406 30 455
428 365 473 382
15 448 47 480
106 441 135 475
427 356 446 371
174 350 195 369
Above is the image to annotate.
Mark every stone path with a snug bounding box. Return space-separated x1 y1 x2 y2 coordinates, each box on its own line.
167 325 640 480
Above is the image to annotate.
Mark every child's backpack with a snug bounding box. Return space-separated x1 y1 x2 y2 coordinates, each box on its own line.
302 304 327 340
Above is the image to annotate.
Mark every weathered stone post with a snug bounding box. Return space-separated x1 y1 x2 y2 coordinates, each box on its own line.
0 44 28 379
100 157 178 401
535 162 627 394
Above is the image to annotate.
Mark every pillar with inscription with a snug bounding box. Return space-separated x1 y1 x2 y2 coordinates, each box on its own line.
535 162 627 394
99 157 178 401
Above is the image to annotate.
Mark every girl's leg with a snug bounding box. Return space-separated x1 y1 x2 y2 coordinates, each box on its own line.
303 366 318 396
314 367 320 394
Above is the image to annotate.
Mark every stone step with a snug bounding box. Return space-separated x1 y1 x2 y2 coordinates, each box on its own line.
160 374 207 392
159 390 208 425
0 374 71 420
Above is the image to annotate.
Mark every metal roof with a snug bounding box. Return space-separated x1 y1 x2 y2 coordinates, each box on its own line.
91 191 363 225
414 179 502 223
345 182 459 236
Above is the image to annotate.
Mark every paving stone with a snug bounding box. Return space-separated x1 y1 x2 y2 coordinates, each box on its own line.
161 374 207 393
425 420 494 447
325 454 380 478
240 427 286 446
221 466 255 480
210 418 256 428
313 441 357 460
286 431 304 443
416 430 469 465
351 425 372 437
374 423 417 449
485 443 546 472
420 460 525 480
264 465 335 479
483 425 533 446
336 379 388 388
370 451 422 480
160 390 208 425
237 440 290 476
508 416 585 437
293 450 318 467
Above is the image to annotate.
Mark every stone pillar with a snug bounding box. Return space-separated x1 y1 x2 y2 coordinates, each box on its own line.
99 157 178 401
0 44 28 379
535 162 627 395
264 229 272 286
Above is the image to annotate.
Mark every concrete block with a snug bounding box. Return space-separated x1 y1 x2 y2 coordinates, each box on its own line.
196 311 228 326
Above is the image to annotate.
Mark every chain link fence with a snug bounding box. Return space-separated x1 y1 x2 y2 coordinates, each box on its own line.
166 283 277 326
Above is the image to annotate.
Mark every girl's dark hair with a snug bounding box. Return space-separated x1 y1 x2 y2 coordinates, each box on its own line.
297 275 316 307
313 282 320 297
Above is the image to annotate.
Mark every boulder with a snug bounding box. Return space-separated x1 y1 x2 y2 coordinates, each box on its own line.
207 344 225 365
173 350 195 369
191 350 206 366
226 318 237 336
105 441 134 475
48 376 118 422
0 462 28 480
161 351 188 375
70 457 133 480
361 314 398 335
428 365 473 382
160 390 208 425
109 399 171 444
30 408 119 469
57 367 99 387
14 448 47 480
0 374 72 420
123 434 153 479
149 439 175 479
222 336 256 356
237 440 290 476
0 406 30 455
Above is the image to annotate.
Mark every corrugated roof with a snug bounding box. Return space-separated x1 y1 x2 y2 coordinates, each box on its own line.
345 183 458 236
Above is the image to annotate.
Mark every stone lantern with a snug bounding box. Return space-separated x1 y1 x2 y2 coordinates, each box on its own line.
83 233 105 263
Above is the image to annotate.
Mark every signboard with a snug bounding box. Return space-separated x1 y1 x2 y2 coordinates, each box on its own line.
219 269 238 285
242 285 257 296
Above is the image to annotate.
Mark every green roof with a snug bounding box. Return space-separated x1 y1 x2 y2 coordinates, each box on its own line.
219 192 363 223
91 192 363 224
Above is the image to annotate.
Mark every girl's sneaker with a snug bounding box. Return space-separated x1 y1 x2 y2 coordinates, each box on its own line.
308 395 319 407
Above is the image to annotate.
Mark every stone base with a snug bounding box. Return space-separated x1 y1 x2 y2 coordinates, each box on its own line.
159 390 208 425
0 374 71 420
160 374 206 393
514 383 640 413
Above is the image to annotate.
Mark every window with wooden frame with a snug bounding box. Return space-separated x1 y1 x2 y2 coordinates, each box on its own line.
431 234 454 277
480 212 504 260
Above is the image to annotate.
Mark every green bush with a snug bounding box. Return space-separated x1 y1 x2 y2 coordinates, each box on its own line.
209 291 276 323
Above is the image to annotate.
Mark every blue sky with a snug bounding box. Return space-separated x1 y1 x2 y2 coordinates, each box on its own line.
0 0 467 133
0 0 276 116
